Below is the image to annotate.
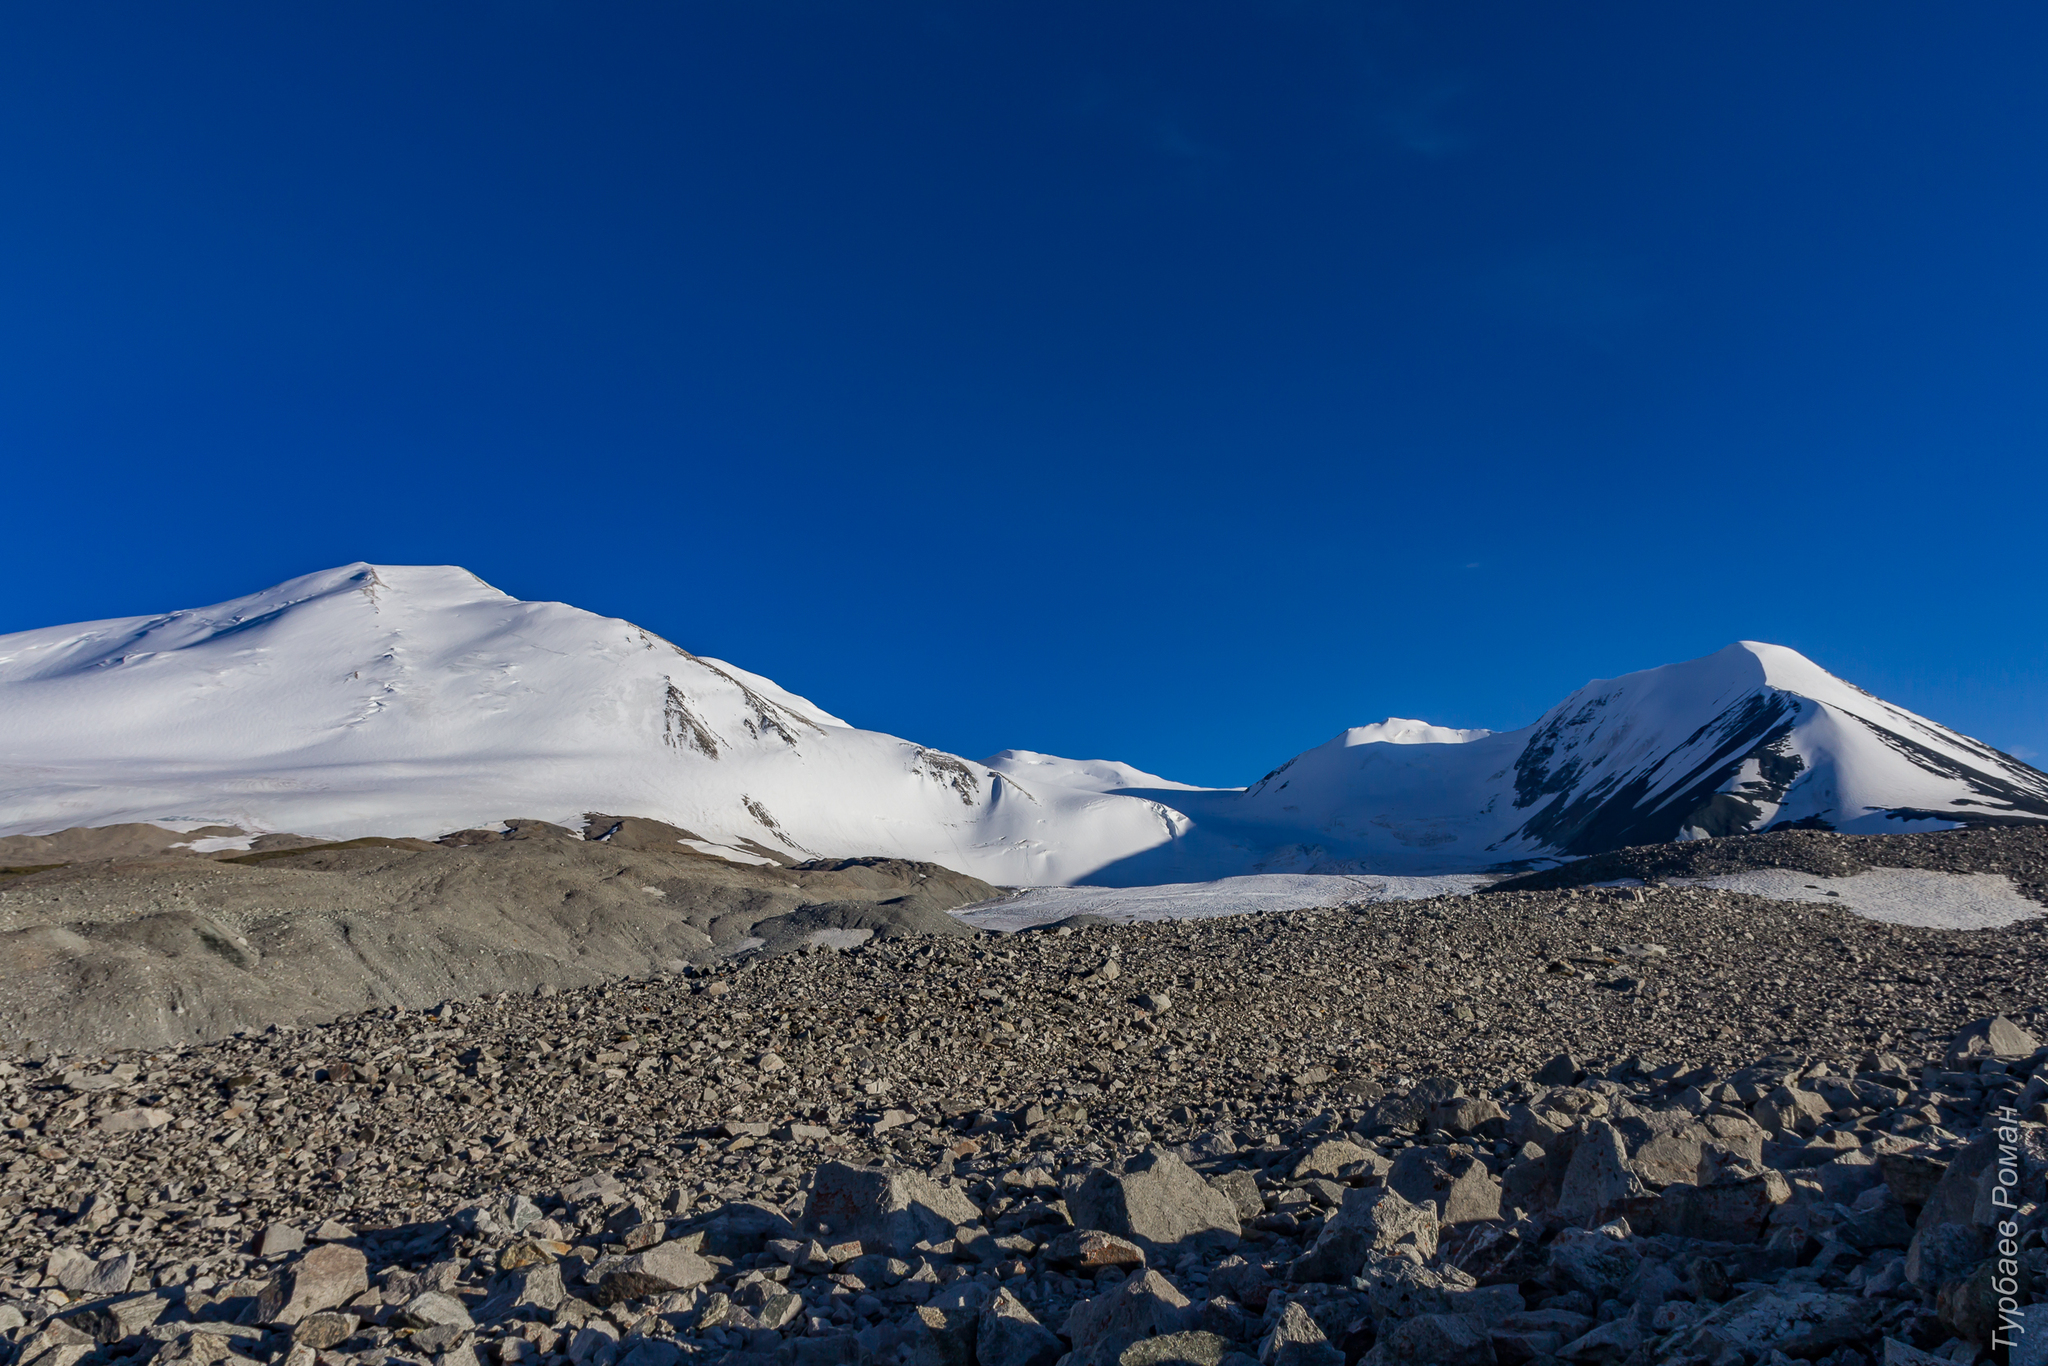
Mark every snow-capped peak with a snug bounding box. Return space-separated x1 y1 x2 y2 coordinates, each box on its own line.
1339 719 1493 746
0 566 2040 884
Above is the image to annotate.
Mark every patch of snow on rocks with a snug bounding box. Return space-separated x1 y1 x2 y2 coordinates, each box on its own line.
952 872 1494 932
1674 867 2041 930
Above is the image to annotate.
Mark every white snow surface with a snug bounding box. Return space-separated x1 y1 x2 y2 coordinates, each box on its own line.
1667 869 2042 931
1 563 2042 884
950 873 1496 933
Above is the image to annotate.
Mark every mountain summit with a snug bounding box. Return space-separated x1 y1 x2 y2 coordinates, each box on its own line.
1 565 2040 882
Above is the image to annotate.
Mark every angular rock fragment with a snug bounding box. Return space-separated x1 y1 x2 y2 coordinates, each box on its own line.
1290 1186 1437 1282
977 1287 1062 1366
1065 1269 1196 1366
1067 1148 1240 1257
799 1163 984 1258
1256 1302 1340 1366
255 1245 370 1326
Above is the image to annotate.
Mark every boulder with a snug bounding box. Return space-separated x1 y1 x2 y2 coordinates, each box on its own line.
1350 1254 1460 1325
906 1297 979 1366
481 1263 568 1317
685 1199 798 1259
1043 1230 1147 1273
1385 1148 1501 1226
1906 1222 1988 1293
977 1287 1062 1366
1627 1127 1707 1188
1944 1015 2040 1068
1208 1172 1264 1224
289 1314 359 1351
1553 1122 1647 1226
1256 1302 1341 1366
1361 1312 1494 1366
1118 1331 1237 1366
1663 1288 1872 1363
456 1193 544 1238
65 1294 167 1344
1555 1314 1641 1364
1751 1085 1829 1139
1289 1186 1437 1283
1359 1078 1464 1137
1290 1141 1373 1182
256 1245 370 1327
596 1242 716 1305
1877 1150 1948 1210
394 1291 474 1330
1067 1149 1241 1258
1542 1227 1641 1300
1500 1138 1574 1217
1651 1171 1790 1244
1065 1270 1196 1366
1429 1098 1508 1139
800 1165 983 1259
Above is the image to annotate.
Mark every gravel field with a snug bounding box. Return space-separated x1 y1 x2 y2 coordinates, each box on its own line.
1 827 2045 1366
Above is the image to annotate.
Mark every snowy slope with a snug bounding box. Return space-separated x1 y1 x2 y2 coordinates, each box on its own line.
0 564 1186 885
1 566 2041 883
1075 641 2048 881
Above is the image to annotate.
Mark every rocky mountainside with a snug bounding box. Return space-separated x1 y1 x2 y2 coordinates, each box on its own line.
2 565 2042 883
0 817 994 1053
0 882 2042 1366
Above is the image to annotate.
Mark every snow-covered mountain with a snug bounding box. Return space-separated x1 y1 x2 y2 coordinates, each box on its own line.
1 564 2041 883
1073 640 2048 884
0 564 1196 886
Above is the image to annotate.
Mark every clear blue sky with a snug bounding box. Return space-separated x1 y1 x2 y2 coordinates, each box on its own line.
2 4 2044 785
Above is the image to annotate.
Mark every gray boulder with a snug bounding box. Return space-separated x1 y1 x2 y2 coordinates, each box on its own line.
1541 1227 1641 1301
256 1245 369 1327
456 1193 544 1238
1067 1149 1241 1258
596 1241 716 1304
1751 1084 1830 1138
977 1287 1062 1366
1065 1270 1196 1366
1359 1078 1464 1136
394 1291 474 1331
481 1263 567 1316
685 1199 798 1259
1207 1172 1264 1224
1290 1140 1373 1182
1360 1312 1494 1366
1385 1148 1501 1225
1945 1015 2039 1068
1350 1254 1462 1325
1289 1186 1438 1283
1256 1303 1340 1366
1553 1122 1647 1226
800 1163 985 1259
1651 1170 1790 1244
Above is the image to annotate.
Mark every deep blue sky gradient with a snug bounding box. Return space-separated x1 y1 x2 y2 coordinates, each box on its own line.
2 3 2044 784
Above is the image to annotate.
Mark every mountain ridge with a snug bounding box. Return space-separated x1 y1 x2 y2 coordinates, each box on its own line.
1 563 2041 882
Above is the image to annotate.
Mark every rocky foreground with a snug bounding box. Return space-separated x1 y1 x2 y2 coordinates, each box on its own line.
0 880 2045 1366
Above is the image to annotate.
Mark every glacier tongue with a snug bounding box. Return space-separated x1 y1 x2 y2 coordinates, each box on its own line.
0 566 2041 882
